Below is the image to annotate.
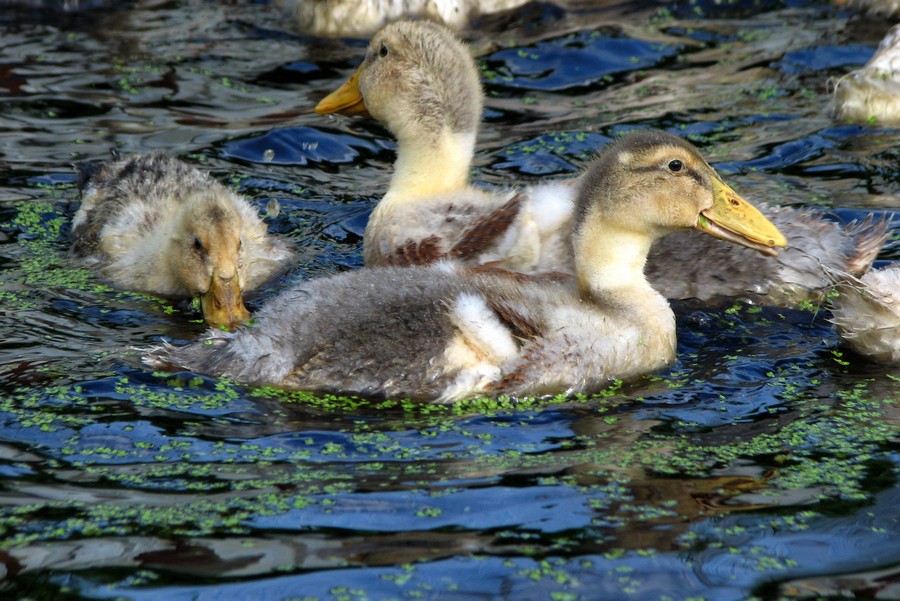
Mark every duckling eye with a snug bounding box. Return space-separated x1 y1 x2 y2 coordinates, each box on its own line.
193 237 204 252
379 42 389 58
668 159 683 173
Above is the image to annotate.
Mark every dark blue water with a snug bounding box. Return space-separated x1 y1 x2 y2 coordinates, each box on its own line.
0 0 897 599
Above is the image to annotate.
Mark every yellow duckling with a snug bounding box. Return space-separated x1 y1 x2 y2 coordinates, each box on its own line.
316 20 572 274
282 0 531 37
317 20 888 303
829 263 900 364
144 131 786 402
71 151 295 329
832 24 900 126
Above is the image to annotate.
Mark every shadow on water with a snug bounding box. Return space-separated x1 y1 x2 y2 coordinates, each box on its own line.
0 0 898 599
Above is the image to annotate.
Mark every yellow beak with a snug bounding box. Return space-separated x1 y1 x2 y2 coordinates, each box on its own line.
200 275 251 330
315 67 369 117
696 178 788 257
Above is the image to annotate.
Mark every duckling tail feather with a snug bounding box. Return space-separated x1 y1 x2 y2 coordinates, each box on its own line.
842 213 893 276
142 333 284 385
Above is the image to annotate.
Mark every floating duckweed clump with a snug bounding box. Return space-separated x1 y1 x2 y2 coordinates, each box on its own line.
0 198 200 318
250 379 626 418
0 199 110 298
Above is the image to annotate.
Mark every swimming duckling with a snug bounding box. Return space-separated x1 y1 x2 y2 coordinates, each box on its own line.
832 24 900 126
316 20 572 273
71 151 295 329
828 263 900 364
282 0 531 37
316 19 888 303
143 131 786 402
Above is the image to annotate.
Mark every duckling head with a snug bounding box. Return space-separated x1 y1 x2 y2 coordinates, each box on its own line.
572 130 787 291
315 19 482 146
169 191 251 330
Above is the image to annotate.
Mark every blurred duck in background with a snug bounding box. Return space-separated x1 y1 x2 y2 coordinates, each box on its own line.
282 0 533 37
832 23 900 126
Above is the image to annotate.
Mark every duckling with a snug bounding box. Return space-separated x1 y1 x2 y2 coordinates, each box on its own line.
282 0 531 38
143 131 786 402
315 19 595 274
316 20 888 303
836 0 900 18
71 151 295 329
832 24 900 126
828 263 900 364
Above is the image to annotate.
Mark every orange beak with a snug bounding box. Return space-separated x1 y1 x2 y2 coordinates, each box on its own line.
695 177 788 257
200 275 251 330
315 67 370 117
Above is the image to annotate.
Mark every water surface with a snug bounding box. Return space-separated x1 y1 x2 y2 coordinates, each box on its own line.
0 0 898 599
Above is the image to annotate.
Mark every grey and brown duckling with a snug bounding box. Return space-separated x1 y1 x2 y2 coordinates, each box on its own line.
316 19 888 305
143 131 786 403
828 263 900 364
71 151 295 329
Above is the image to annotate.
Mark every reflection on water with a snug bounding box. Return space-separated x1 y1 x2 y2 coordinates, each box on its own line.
0 0 898 599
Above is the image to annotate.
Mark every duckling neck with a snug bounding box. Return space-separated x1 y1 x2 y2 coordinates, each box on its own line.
574 226 668 315
385 129 475 203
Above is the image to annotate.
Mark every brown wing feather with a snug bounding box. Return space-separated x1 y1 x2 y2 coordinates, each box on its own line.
843 213 892 276
449 193 525 260
488 341 556 395
485 298 542 342
389 235 445 266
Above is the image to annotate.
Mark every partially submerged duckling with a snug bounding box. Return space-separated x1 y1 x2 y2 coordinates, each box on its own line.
282 0 531 37
144 131 786 402
832 24 900 126
317 19 887 303
829 263 900 364
71 152 295 329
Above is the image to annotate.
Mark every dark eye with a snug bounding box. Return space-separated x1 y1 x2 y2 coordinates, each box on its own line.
193 237 203 252
668 159 683 173
379 42 389 58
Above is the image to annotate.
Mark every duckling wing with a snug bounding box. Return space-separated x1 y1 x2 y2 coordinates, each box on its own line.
369 191 525 268
448 193 525 260
486 291 677 399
